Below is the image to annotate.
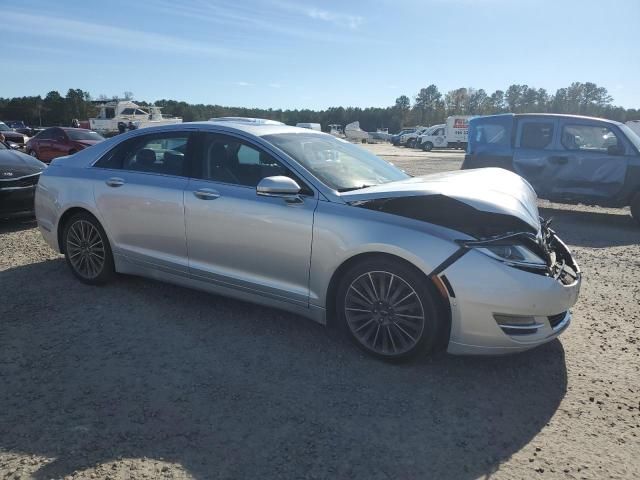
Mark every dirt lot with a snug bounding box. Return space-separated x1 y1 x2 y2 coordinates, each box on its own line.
1 144 639 479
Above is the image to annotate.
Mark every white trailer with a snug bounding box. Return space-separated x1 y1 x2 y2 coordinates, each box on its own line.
419 116 472 151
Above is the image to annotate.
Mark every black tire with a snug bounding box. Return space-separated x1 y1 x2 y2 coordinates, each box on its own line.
28 149 38 159
336 257 443 361
63 212 115 285
407 139 416 149
631 193 640 226
422 142 433 152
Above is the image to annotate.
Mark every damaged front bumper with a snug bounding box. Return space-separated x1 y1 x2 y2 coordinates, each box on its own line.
438 227 581 355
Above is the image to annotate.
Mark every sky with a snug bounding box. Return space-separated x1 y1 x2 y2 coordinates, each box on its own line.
1 0 638 110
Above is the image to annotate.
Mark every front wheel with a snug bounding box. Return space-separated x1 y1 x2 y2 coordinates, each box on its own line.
631 193 640 226
63 212 115 285
422 142 433 152
337 258 443 361
407 139 416 148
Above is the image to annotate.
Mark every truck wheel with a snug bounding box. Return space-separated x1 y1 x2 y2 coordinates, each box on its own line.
422 142 433 152
631 193 640 226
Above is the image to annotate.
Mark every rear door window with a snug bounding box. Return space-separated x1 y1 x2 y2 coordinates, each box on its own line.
94 132 191 176
519 122 554 149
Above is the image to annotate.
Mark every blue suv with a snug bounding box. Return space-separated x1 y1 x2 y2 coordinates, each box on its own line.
462 114 640 223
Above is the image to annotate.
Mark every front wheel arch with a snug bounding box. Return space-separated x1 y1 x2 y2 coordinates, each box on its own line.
325 252 451 350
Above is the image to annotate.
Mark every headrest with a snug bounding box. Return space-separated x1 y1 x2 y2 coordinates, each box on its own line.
137 148 156 166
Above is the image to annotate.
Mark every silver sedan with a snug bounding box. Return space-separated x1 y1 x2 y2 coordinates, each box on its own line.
35 121 581 361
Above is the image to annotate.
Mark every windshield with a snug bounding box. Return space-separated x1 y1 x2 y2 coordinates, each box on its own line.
264 132 409 191
0 123 11 132
619 124 640 153
67 130 104 141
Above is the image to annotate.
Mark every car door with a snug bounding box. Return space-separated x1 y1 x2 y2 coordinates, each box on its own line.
548 120 630 202
36 129 54 161
432 127 447 148
512 118 559 198
184 132 318 306
92 130 193 273
51 129 70 159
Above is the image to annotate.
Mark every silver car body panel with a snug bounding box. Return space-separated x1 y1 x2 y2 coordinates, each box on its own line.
35 122 581 355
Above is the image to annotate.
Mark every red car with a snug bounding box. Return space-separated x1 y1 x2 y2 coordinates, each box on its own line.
26 127 104 163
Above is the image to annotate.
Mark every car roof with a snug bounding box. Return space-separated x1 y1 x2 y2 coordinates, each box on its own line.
146 121 329 138
476 113 622 126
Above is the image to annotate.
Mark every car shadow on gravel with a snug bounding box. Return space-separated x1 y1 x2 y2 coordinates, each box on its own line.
539 206 639 248
1 258 567 480
0 217 37 234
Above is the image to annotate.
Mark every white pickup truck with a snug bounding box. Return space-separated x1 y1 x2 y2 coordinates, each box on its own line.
418 116 472 151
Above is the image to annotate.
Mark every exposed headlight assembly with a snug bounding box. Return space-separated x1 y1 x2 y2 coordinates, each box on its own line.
462 233 549 272
476 244 547 268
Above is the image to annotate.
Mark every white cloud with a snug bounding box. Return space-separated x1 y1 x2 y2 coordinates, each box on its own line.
306 7 364 29
1 10 244 58
236 81 253 87
267 0 364 29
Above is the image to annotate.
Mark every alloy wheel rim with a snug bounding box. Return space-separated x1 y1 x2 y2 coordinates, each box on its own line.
66 220 106 279
345 271 425 355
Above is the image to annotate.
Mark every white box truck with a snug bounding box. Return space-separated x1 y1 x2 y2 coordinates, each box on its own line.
419 116 472 151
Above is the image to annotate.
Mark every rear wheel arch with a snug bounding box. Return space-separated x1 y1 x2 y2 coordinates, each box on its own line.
57 207 104 254
325 252 451 350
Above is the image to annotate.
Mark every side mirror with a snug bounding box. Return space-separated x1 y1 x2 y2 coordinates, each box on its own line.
607 144 624 156
257 176 301 198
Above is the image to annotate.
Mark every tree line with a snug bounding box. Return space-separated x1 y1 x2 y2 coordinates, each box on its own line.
0 82 637 134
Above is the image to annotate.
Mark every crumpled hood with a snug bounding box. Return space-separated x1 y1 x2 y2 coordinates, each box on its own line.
342 168 541 234
0 149 46 177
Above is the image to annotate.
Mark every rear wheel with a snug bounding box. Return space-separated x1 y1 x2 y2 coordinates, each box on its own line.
631 193 640 226
63 212 115 285
407 138 416 148
423 142 433 152
337 258 442 361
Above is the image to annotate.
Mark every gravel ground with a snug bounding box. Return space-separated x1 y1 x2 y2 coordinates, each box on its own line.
1 144 639 479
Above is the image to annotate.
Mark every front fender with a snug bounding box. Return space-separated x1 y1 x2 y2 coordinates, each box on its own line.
309 201 459 310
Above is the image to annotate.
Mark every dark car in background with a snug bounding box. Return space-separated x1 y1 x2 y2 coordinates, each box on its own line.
26 127 105 163
5 120 33 137
0 139 46 219
463 113 640 223
0 121 30 148
390 128 417 146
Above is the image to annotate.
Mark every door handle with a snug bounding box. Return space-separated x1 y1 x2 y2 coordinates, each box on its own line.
193 188 220 200
549 156 569 165
106 177 125 187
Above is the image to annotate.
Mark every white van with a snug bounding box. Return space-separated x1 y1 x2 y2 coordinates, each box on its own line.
296 123 322 131
419 116 472 151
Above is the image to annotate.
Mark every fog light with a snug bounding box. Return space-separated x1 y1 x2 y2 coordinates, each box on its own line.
493 314 544 335
493 314 537 326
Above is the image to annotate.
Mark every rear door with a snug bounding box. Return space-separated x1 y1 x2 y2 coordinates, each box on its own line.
512 117 559 197
92 130 193 273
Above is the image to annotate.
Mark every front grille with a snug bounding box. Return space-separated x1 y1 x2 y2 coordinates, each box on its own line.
0 173 40 189
548 312 567 328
